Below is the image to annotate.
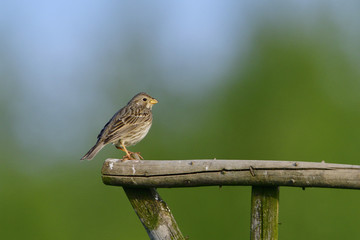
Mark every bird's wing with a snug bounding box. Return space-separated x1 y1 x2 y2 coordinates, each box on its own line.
99 106 152 144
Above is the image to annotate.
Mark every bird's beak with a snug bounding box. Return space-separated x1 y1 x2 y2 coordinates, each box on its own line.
150 99 158 104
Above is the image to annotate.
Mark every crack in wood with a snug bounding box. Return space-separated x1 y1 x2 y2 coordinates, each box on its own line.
102 167 346 178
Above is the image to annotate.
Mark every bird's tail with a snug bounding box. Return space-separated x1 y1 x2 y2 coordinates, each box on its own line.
80 142 105 160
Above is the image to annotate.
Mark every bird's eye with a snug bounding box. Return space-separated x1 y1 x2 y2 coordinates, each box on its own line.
143 98 147 101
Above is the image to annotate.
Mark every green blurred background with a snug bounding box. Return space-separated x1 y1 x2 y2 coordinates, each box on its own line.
1 1 360 239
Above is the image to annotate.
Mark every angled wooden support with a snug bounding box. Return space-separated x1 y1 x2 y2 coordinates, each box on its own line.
123 187 185 240
109 154 185 240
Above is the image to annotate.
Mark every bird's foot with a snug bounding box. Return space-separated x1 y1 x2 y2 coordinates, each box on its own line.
127 151 144 160
130 152 144 160
121 154 134 161
120 152 143 161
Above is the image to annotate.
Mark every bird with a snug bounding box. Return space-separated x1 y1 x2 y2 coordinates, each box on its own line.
81 92 158 160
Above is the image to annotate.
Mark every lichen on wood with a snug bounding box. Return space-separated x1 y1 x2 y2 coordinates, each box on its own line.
250 186 279 240
124 187 186 240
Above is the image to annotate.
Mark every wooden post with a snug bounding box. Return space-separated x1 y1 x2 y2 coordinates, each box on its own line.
250 186 279 240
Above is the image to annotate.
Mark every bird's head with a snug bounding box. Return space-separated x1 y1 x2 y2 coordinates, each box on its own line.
130 92 158 109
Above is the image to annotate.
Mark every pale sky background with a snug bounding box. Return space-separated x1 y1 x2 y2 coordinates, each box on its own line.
1 0 359 160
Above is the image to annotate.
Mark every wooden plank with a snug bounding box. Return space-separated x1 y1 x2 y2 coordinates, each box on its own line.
102 159 360 189
123 187 186 240
250 187 279 240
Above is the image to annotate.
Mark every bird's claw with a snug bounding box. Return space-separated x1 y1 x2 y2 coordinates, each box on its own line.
129 151 144 160
121 154 133 161
133 152 144 160
121 152 144 161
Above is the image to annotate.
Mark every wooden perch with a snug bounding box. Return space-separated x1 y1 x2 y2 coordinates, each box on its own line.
102 159 360 189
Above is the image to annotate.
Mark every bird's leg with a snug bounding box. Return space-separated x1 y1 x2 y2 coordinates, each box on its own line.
115 143 144 160
115 144 133 160
121 142 133 160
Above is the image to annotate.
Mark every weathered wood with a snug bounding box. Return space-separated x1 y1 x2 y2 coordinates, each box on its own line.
250 187 279 240
102 159 360 189
120 154 185 240
123 187 186 240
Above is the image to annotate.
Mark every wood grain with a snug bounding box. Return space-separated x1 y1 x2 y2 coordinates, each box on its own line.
102 159 360 189
250 187 279 240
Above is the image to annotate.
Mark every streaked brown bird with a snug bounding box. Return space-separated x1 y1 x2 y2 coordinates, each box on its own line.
81 92 158 160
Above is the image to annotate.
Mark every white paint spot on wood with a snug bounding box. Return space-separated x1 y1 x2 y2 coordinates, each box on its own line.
132 164 136 174
107 159 119 170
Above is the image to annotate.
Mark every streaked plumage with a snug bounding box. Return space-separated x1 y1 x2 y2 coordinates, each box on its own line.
81 92 158 160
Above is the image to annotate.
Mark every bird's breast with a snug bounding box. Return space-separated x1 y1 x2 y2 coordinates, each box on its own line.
122 122 152 147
